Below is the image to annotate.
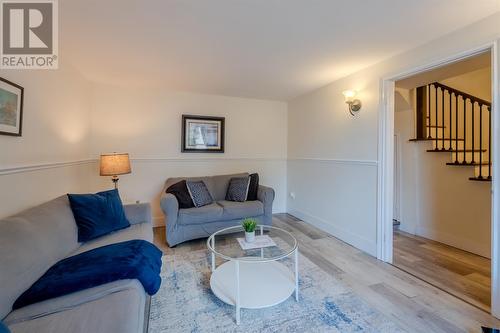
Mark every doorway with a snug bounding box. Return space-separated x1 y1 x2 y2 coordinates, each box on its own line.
377 42 500 316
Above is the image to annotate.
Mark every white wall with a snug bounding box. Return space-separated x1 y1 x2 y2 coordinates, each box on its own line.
287 12 500 256
0 63 93 219
89 84 288 225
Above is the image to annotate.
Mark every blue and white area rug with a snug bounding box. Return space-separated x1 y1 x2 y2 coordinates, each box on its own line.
149 248 403 332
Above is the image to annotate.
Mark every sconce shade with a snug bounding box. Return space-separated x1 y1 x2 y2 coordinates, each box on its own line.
342 90 356 103
100 153 131 176
342 90 362 116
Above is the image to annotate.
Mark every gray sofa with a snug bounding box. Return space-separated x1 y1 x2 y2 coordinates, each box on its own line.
160 173 275 246
0 195 153 333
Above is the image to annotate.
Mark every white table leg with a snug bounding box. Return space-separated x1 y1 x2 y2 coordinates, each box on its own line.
235 260 241 325
295 248 299 302
211 238 215 272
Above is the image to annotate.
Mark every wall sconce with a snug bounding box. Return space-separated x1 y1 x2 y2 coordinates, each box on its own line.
342 90 362 116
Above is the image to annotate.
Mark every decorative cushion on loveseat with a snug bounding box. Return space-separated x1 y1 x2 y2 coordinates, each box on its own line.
67 189 130 242
186 181 213 207
166 180 194 209
225 176 250 202
0 321 10 333
246 173 259 201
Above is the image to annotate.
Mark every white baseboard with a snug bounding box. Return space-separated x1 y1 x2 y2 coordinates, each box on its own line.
416 226 490 258
287 208 377 256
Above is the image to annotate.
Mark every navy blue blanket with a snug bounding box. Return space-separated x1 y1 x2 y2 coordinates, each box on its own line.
14 240 162 310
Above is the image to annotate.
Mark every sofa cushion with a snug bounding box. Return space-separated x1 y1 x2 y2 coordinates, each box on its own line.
165 176 216 200
4 280 141 326
247 173 259 201
0 321 9 333
72 222 152 256
166 180 194 209
177 203 223 225
68 189 130 242
225 176 250 202
186 181 213 207
218 200 264 221
5 280 146 333
13 240 162 310
0 195 79 320
211 173 249 201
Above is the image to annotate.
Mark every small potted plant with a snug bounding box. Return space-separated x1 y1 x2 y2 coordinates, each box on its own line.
241 218 257 243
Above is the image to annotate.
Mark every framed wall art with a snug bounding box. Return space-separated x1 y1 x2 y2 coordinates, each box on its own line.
182 115 225 153
0 77 24 137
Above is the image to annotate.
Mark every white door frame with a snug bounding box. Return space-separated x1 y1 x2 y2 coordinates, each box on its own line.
377 40 500 317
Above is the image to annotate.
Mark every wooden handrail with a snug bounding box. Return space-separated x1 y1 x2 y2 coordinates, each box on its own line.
432 82 491 107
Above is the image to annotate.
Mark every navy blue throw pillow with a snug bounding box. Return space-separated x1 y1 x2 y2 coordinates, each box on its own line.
68 189 130 242
0 321 10 333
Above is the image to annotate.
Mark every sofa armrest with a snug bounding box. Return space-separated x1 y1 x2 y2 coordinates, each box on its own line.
257 185 275 216
124 202 151 225
160 193 179 224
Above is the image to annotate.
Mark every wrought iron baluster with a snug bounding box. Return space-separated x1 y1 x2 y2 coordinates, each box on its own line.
455 94 458 163
441 88 445 150
462 97 467 164
428 84 432 139
471 101 475 164
435 86 438 149
449 90 452 150
479 104 483 179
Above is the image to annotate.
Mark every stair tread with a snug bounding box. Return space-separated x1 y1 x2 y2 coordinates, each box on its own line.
426 149 487 153
446 162 491 166
469 177 492 182
409 138 464 142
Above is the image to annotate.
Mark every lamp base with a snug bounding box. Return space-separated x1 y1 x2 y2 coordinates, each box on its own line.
111 176 119 189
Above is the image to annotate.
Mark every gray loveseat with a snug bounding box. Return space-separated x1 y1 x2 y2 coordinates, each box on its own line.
160 173 275 246
0 195 153 333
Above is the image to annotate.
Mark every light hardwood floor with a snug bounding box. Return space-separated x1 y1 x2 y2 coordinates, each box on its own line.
153 214 500 332
393 229 491 312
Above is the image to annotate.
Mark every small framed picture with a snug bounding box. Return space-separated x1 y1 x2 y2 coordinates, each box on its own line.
182 115 225 153
0 77 24 137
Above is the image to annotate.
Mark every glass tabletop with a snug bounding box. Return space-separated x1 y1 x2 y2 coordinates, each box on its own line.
207 225 297 262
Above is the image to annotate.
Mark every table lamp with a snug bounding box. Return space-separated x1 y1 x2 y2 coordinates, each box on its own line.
100 153 131 189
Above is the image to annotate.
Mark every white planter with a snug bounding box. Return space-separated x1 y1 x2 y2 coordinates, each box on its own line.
245 231 255 243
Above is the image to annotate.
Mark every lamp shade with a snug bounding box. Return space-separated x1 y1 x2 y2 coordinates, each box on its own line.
100 153 131 176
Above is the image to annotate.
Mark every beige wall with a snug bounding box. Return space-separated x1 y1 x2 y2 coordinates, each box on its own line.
0 75 288 223
0 63 93 219
89 84 288 225
287 12 499 256
441 67 492 101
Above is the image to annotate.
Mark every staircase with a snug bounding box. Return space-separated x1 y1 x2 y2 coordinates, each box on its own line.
410 82 492 181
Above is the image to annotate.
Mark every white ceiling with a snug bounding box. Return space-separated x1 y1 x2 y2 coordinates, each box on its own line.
61 0 500 100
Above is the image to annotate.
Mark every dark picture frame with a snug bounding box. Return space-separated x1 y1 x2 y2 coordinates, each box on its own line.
182 115 225 153
0 77 24 137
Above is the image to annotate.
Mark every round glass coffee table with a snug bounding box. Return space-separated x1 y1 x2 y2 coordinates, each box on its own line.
207 225 299 325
